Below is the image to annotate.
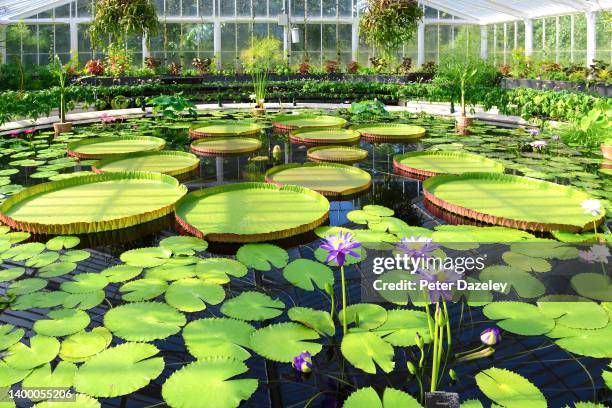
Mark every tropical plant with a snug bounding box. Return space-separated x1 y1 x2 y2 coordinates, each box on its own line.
348 99 390 121
49 54 78 124
148 94 197 120
89 0 159 48
105 43 132 77
560 101 612 148
359 0 423 61
241 37 283 110
192 57 212 75
84 59 105 76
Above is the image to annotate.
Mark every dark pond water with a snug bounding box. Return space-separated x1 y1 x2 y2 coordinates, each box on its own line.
0 109 610 408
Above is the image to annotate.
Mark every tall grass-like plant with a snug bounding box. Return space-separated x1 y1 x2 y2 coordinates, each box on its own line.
241 37 283 111
50 54 78 124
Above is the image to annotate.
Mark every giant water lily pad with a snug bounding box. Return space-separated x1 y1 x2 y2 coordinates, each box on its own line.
250 322 322 362
394 151 504 179
4 335 60 370
165 278 225 312
74 342 164 397
176 183 329 242
483 302 555 335
475 367 546 407
423 173 605 232
93 150 199 178
282 259 334 291
0 172 187 234
221 291 285 321
191 138 262 156
272 114 346 131
341 331 395 374
189 121 263 138
343 387 422 408
352 123 426 142
162 357 258 408
67 136 166 159
104 302 186 341
291 128 360 145
33 309 90 337
182 318 255 361
265 163 371 197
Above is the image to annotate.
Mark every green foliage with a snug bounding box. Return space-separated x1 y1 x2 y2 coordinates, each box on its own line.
560 100 612 147
148 94 197 120
49 54 79 123
241 37 283 106
359 0 423 61
349 99 389 121
89 0 158 47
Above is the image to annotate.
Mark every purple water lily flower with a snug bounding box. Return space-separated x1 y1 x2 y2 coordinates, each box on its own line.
530 140 547 150
320 231 361 267
480 327 501 346
397 236 439 260
292 351 312 373
418 266 461 303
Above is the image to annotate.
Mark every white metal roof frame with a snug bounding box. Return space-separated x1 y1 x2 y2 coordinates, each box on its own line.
0 0 611 25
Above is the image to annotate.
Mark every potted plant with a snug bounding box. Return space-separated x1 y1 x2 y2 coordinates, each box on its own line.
241 37 283 115
456 67 478 129
50 54 76 135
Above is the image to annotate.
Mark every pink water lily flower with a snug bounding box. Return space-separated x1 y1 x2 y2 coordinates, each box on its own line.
530 140 547 150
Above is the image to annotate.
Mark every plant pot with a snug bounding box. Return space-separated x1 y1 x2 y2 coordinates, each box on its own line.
53 122 73 135
601 143 612 161
455 115 473 130
252 107 266 116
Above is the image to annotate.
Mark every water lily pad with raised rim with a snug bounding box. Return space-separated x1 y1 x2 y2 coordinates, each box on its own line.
0 172 187 234
393 151 505 180
189 121 263 139
175 183 329 243
67 136 166 159
423 173 605 232
351 123 426 142
307 145 368 163
272 114 347 131
190 138 262 156
265 163 372 197
92 151 199 179
290 128 360 145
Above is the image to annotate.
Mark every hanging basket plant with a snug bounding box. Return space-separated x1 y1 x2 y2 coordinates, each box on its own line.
359 0 423 61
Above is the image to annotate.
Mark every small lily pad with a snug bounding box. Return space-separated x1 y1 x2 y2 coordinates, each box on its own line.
221 291 285 321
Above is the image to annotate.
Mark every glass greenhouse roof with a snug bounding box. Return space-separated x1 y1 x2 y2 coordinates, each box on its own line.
0 0 611 23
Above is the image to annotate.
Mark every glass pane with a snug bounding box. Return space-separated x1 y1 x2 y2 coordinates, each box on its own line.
221 0 236 16
55 24 70 55
166 0 180 16
307 0 321 17
254 0 267 16
292 0 305 18
55 4 71 18
269 0 283 16
199 0 213 16
153 0 165 15
236 0 251 17
339 0 352 17
183 0 198 16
